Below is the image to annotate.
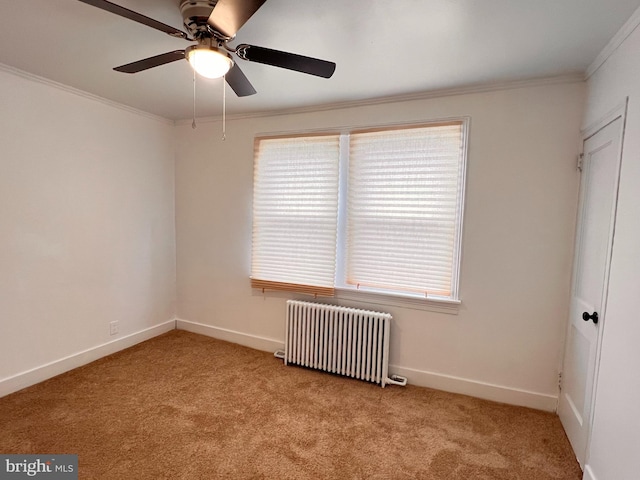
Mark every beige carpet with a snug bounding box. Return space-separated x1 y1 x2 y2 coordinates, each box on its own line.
0 330 581 479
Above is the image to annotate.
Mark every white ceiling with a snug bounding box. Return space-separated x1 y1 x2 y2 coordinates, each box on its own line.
1 0 639 120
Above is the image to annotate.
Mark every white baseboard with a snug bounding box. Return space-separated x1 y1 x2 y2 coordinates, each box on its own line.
176 318 284 353
175 319 557 412
389 365 558 412
0 319 176 398
583 465 596 480
2 317 559 412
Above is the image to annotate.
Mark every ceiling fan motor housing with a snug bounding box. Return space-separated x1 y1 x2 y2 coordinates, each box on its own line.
179 0 220 38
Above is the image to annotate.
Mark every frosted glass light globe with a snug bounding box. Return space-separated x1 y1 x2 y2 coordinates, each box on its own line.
186 46 233 79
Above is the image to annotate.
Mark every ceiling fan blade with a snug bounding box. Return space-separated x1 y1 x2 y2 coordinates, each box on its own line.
78 0 189 39
236 44 336 78
207 0 268 38
114 50 186 74
225 64 257 97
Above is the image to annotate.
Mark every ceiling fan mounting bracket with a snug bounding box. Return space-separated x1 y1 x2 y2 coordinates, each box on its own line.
235 44 249 60
168 31 189 39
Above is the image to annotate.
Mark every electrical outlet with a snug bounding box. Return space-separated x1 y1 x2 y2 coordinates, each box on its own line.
109 321 119 336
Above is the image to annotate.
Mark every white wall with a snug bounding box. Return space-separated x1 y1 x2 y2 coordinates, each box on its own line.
581 15 640 480
0 67 176 394
0 65 586 412
175 80 585 410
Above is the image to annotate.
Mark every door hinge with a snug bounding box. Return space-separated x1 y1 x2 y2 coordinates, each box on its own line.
577 153 584 172
558 372 563 391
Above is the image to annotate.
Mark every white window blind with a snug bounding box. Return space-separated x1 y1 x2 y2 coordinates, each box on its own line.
346 122 465 298
251 134 340 296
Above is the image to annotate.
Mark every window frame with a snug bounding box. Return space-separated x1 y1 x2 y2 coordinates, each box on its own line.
251 117 470 314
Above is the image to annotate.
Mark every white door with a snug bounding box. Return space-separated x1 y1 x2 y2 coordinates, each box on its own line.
558 117 623 468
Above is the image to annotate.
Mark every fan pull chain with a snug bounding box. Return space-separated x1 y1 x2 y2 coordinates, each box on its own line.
191 69 197 129
222 76 226 141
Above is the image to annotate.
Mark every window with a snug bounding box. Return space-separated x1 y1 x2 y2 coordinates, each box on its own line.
251 134 340 297
251 120 468 303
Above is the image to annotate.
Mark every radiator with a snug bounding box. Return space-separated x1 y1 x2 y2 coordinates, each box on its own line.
276 300 407 387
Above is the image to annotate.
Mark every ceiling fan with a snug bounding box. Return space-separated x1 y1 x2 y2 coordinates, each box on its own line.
78 0 336 97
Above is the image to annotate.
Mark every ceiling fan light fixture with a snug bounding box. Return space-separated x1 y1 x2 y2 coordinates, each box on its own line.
185 45 233 79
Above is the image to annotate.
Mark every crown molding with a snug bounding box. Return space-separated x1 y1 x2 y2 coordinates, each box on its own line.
586 5 640 79
0 62 173 126
0 61 583 128
175 73 585 126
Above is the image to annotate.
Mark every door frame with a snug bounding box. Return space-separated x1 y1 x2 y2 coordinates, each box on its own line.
560 98 627 468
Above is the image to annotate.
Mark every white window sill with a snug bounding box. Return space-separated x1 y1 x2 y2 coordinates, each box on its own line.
334 288 460 315
251 287 460 315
